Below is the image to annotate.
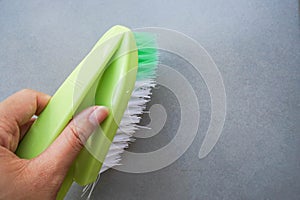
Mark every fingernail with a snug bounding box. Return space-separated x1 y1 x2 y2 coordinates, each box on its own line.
89 106 109 125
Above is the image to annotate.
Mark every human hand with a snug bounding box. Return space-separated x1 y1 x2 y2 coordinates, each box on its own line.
0 89 108 199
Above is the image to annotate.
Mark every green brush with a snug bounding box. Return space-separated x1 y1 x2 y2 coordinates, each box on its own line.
15 25 158 199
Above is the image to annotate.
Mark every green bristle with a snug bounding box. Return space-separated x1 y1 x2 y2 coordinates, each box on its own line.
134 32 158 80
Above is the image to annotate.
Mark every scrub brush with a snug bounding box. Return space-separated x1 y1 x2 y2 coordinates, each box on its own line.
15 25 158 199
82 32 157 198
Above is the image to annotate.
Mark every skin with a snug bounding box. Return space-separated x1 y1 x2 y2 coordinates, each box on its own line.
0 89 109 199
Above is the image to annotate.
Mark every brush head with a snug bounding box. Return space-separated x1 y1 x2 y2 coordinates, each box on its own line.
82 32 158 198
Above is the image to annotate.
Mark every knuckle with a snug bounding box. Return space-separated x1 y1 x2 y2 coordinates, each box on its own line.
0 120 18 149
19 88 34 95
0 133 11 149
19 88 36 101
65 123 85 151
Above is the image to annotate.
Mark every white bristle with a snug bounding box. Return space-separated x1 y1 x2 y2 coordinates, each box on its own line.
102 79 155 170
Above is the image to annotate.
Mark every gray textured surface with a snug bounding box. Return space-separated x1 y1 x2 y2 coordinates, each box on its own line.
0 0 300 199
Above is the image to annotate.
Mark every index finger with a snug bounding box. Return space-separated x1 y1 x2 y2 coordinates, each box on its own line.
0 89 51 126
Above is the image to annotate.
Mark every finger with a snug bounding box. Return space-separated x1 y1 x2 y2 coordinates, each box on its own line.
0 89 51 126
0 89 50 151
19 117 36 139
32 106 108 177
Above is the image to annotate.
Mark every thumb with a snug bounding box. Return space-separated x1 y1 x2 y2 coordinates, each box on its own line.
31 106 109 177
